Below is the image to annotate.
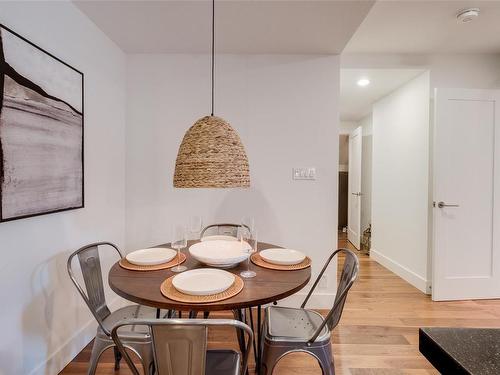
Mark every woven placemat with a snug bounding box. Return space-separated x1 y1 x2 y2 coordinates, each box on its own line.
160 274 244 303
119 253 187 271
251 252 311 271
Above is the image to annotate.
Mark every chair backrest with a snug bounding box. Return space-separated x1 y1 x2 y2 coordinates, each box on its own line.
327 249 359 329
302 248 359 343
111 318 253 375
67 242 122 336
200 223 250 238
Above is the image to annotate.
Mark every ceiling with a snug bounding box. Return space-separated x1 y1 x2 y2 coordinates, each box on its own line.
340 69 425 121
344 1 500 54
74 0 374 54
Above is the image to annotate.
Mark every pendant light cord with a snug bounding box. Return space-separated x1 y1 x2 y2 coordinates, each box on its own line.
211 0 215 116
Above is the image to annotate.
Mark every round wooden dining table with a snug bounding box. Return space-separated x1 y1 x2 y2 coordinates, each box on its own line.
109 240 311 311
108 240 311 370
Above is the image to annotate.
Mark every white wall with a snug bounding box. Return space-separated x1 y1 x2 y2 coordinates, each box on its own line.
371 72 430 292
0 2 127 374
126 54 339 304
360 114 372 233
339 120 358 134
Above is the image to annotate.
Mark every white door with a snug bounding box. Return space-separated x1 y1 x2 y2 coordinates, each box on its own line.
433 88 500 301
348 126 362 249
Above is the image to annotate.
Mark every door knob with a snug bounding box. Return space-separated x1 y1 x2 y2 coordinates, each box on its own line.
437 201 459 208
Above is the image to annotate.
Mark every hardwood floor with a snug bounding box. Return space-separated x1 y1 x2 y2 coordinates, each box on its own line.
60 233 500 374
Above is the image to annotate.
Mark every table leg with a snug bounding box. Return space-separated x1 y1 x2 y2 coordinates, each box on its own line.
233 309 246 351
248 307 258 367
257 305 262 374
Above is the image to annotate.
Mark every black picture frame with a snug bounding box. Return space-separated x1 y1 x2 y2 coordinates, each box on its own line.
0 24 84 223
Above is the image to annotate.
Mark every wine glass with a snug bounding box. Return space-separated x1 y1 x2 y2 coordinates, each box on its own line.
241 216 255 234
188 216 203 240
171 224 188 273
240 225 257 278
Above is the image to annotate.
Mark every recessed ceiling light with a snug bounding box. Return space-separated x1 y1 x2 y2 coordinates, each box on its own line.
457 8 480 23
357 78 370 87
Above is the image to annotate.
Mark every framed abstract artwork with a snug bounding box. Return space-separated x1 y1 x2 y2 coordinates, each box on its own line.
0 25 84 222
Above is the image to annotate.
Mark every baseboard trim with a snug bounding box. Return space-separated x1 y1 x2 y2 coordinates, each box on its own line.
29 297 125 375
370 248 428 293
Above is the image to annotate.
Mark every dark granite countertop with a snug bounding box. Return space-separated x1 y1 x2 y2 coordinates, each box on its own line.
419 327 500 375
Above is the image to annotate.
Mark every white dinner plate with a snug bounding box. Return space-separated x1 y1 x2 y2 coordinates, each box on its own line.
172 268 235 295
126 247 177 266
259 248 306 266
201 235 238 242
189 240 251 268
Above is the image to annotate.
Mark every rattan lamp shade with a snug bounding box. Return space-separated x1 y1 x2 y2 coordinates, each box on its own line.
173 116 250 188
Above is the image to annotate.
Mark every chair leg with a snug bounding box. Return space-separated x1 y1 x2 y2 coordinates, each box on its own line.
113 346 122 370
260 342 288 375
87 338 111 375
121 342 154 375
136 343 154 375
258 313 267 375
310 344 335 375
261 341 334 375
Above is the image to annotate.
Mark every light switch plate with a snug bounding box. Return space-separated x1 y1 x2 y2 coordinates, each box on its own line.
293 167 316 180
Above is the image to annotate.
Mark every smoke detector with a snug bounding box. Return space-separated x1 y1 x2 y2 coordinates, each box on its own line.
457 8 480 23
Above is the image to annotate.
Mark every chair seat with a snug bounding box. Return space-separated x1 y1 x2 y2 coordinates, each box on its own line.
97 304 157 340
206 350 241 375
265 306 330 343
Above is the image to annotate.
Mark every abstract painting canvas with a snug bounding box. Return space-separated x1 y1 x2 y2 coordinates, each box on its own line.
0 25 83 222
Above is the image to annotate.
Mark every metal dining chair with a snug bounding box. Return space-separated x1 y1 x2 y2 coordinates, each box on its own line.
67 242 157 374
200 223 250 239
112 318 253 375
260 248 359 375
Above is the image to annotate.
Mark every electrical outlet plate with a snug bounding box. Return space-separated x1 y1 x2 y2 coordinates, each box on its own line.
293 167 316 180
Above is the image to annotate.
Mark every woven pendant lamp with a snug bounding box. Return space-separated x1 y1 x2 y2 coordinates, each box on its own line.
173 0 250 188
174 116 249 188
